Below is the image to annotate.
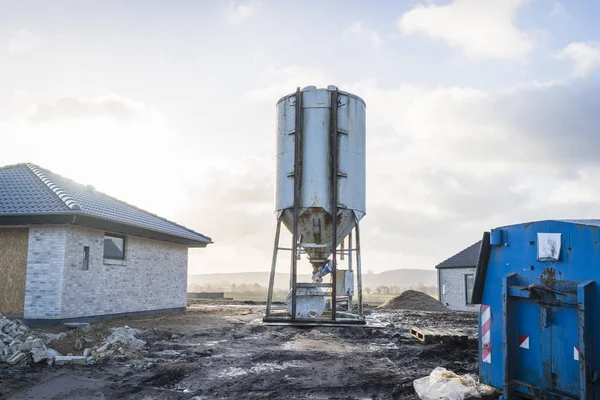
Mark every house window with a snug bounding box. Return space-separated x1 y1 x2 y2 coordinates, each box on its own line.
465 274 475 305
82 246 90 270
104 233 125 260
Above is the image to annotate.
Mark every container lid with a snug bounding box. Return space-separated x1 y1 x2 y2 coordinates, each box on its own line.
276 86 366 107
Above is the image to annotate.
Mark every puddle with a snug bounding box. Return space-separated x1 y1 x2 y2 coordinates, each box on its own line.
367 342 399 351
153 349 182 358
204 340 228 346
215 362 303 378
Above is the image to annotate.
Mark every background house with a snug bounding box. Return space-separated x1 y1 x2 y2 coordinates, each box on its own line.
435 240 481 312
0 163 212 325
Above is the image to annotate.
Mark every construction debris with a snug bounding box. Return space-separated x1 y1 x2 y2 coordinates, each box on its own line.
0 314 56 365
85 325 146 362
0 314 148 366
378 290 449 312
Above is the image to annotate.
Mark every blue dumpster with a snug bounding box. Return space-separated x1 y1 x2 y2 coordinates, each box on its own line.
473 220 599 400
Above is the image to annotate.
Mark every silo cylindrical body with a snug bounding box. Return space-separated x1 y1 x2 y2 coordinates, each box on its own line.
275 86 366 268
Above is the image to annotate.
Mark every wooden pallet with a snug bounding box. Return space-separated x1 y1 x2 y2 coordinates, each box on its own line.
409 326 468 344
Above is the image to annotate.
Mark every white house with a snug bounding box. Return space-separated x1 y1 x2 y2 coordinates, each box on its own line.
0 163 212 325
435 240 481 312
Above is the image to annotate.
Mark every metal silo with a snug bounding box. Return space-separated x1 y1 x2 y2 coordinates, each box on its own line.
264 85 366 324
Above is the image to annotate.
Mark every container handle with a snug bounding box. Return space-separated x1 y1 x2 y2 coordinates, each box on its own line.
521 284 566 298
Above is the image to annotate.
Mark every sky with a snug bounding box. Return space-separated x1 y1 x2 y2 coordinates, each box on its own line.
2 0 600 274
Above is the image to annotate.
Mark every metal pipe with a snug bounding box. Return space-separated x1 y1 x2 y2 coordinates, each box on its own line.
355 217 363 317
348 231 353 271
348 230 353 311
291 87 302 320
266 216 282 317
331 88 339 321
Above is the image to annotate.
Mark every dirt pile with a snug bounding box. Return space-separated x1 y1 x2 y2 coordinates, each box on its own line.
378 290 449 312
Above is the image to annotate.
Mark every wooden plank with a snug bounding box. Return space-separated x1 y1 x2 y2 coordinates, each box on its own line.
409 326 468 344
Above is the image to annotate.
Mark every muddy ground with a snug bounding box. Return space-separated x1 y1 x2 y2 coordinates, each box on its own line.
0 303 481 400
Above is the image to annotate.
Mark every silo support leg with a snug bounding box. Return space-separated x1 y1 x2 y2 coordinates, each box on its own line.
266 217 282 318
355 218 363 317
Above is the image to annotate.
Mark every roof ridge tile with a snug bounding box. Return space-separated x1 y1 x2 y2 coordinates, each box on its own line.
26 163 82 211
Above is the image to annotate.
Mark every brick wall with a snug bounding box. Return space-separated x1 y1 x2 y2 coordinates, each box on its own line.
23 225 188 320
438 267 479 312
24 226 67 319
61 226 188 319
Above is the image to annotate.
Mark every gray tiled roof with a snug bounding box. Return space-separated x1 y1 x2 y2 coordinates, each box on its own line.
0 163 211 244
435 240 481 269
0 164 71 213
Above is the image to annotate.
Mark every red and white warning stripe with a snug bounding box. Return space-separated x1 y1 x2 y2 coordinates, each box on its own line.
481 305 491 363
519 335 529 349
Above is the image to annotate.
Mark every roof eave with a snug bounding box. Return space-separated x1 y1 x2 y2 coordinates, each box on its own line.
0 213 212 247
435 264 477 270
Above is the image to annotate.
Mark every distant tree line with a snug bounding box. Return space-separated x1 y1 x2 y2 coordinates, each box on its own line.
364 283 437 296
190 282 437 297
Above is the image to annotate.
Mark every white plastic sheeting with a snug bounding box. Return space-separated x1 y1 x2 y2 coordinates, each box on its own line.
413 367 496 400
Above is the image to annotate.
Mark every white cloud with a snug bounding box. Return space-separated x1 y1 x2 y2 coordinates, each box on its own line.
8 29 41 53
347 22 362 34
226 1 260 24
342 78 600 264
346 22 383 47
26 93 162 124
397 0 532 59
551 1 565 17
557 42 600 78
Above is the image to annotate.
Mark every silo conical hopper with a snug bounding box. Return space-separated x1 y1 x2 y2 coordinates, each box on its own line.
264 85 366 324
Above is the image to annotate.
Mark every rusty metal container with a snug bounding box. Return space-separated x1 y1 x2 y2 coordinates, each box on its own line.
473 220 600 399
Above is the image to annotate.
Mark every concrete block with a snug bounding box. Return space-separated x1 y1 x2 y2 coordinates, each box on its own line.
71 356 87 365
54 355 87 365
96 343 110 353
1 334 13 343
7 351 26 365
28 339 43 349
83 348 91 357
31 348 47 363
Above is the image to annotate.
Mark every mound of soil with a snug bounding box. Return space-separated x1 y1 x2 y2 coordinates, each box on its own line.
378 290 449 312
